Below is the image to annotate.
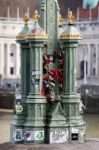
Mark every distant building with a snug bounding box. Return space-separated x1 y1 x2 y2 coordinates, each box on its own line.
0 17 33 89
0 14 99 90
63 19 99 88
76 20 99 88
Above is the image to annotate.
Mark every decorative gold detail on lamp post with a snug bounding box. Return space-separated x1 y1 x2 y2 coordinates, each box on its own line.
33 10 40 23
67 9 74 24
23 13 29 26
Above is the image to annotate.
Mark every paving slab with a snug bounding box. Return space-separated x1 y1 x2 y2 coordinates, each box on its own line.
0 140 99 150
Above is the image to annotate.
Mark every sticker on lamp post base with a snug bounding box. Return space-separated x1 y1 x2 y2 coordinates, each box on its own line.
34 130 44 141
25 130 34 141
71 128 78 133
15 93 21 100
14 129 23 141
31 78 40 88
15 102 23 113
71 128 79 141
50 130 68 143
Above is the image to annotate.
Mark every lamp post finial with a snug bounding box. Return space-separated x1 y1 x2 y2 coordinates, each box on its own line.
67 9 74 24
33 10 40 23
23 13 29 26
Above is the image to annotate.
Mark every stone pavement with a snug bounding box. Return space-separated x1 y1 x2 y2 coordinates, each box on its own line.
0 109 13 144
0 139 99 150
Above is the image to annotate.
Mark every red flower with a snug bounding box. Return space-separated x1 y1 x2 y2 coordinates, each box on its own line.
32 28 35 33
47 58 51 65
41 86 45 96
48 69 63 80
43 75 49 81
58 60 64 66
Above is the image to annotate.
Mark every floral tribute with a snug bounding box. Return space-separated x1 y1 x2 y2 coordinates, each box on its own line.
42 47 64 101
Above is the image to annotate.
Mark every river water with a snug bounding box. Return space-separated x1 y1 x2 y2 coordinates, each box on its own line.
84 114 99 138
0 113 99 143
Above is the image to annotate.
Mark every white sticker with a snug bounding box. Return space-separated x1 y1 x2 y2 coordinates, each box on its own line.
15 93 21 100
32 71 41 76
50 130 68 143
71 128 78 133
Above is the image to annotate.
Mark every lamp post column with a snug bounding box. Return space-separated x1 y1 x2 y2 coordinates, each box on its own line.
23 10 48 143
10 14 30 143
60 11 86 143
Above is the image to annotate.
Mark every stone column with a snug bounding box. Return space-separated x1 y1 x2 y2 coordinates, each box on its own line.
7 43 11 76
97 44 99 75
0 43 4 77
0 43 3 86
16 44 20 86
87 44 91 77
96 44 98 76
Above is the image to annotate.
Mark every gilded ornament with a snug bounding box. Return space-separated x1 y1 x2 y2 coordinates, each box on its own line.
27 34 48 39
33 10 40 23
67 9 74 24
23 13 29 25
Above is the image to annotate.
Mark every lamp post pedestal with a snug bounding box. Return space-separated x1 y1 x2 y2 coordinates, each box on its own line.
45 100 68 144
24 94 46 143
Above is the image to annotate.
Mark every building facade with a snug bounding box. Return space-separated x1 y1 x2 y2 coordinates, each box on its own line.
0 18 24 88
0 17 99 89
76 20 99 88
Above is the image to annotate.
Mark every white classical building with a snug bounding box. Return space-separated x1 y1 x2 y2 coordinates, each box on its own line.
0 18 25 88
76 20 99 88
0 17 99 89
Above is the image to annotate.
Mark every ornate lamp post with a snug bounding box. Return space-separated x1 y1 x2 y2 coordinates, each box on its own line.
10 1 86 144
10 14 31 143
23 10 48 143
59 10 86 143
